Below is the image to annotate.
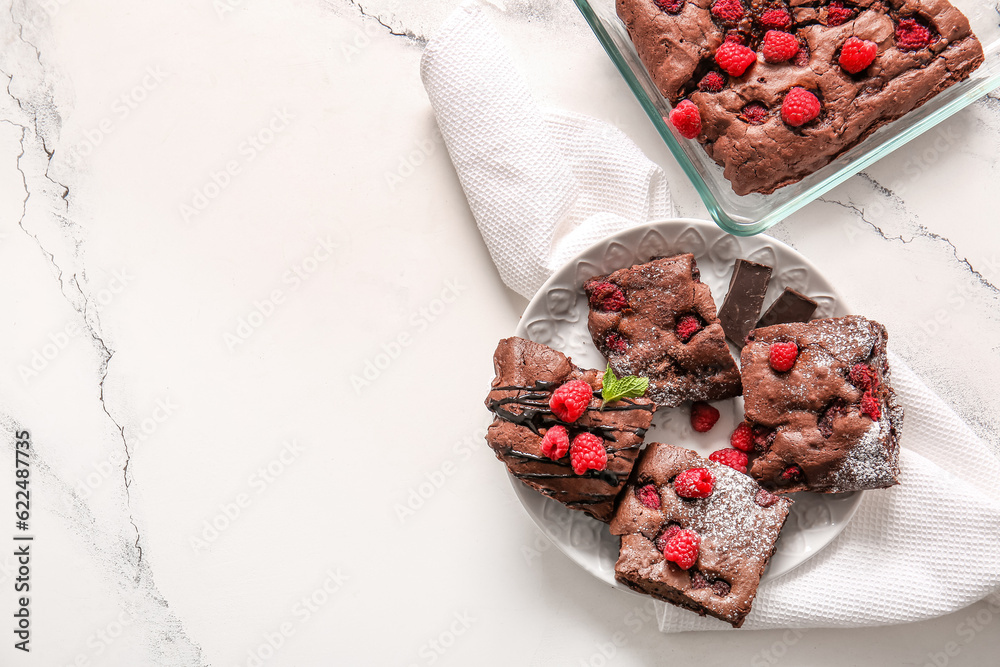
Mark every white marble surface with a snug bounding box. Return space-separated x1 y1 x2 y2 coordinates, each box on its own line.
1 0 998 664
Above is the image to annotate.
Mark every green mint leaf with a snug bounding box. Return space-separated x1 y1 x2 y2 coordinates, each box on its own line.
601 364 650 403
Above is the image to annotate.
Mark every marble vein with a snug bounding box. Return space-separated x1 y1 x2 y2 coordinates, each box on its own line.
346 0 429 45
1 0 205 662
817 193 1000 297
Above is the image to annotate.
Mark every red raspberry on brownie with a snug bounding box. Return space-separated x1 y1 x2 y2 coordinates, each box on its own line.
540 425 570 460
709 448 749 473
698 71 725 92
669 100 702 139
839 36 877 74
780 465 803 481
781 87 820 126
711 0 744 23
759 8 791 29
570 433 608 474
654 0 685 13
661 528 700 569
715 41 757 76
605 333 628 354
587 281 626 312
676 314 702 342
740 102 769 125
674 467 715 498
860 390 882 420
850 363 879 391
636 483 662 509
690 401 720 432
896 18 932 50
762 30 799 63
826 0 855 26
730 422 754 452
549 379 593 422
769 340 798 371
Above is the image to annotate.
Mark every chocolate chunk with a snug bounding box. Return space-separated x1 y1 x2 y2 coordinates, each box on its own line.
718 260 772 346
756 288 818 328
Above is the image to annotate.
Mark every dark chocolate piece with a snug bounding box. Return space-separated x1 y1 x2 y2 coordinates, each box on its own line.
609 443 792 628
584 254 742 407
485 337 656 522
718 259 772 346
756 288 818 328
617 0 985 195
740 316 903 493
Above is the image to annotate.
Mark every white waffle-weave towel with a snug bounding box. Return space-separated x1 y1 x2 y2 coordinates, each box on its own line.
420 0 672 299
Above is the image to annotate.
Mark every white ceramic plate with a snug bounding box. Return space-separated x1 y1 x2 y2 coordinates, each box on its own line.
511 219 863 589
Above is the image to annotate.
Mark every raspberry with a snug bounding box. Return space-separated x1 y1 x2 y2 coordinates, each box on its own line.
838 36 877 73
605 333 628 354
769 340 799 371
781 87 820 126
730 422 754 452
712 580 732 596
570 433 607 474
654 0 685 12
762 30 799 63
698 71 725 92
690 402 720 432
709 448 748 473
740 102 769 125
587 281 626 312
850 363 879 391
754 488 781 507
636 483 662 509
715 41 757 77
724 31 747 45
690 569 710 589
759 8 791 29
549 379 593 422
711 0 744 23
826 0 854 26
674 467 716 498
669 100 702 139
656 523 682 550
860 389 882 420
676 314 702 342
781 465 803 482
792 44 810 66
662 528 700 569
752 425 776 452
896 18 931 50
540 425 569 460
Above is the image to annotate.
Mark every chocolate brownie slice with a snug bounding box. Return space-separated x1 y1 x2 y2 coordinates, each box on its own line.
585 254 742 407
740 316 903 493
485 337 656 522
618 0 984 195
610 442 791 628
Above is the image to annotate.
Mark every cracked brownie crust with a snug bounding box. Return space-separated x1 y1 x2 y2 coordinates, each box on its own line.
585 254 742 407
740 316 904 493
610 442 792 627
618 0 984 194
485 337 656 522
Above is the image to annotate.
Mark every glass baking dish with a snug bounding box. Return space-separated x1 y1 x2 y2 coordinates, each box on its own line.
572 0 1000 235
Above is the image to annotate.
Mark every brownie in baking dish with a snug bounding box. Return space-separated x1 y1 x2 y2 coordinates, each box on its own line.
617 0 984 195
609 442 792 628
739 315 903 493
585 254 742 407
485 337 656 522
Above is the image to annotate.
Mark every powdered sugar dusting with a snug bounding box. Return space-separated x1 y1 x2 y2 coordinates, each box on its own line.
828 419 897 490
685 461 788 564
